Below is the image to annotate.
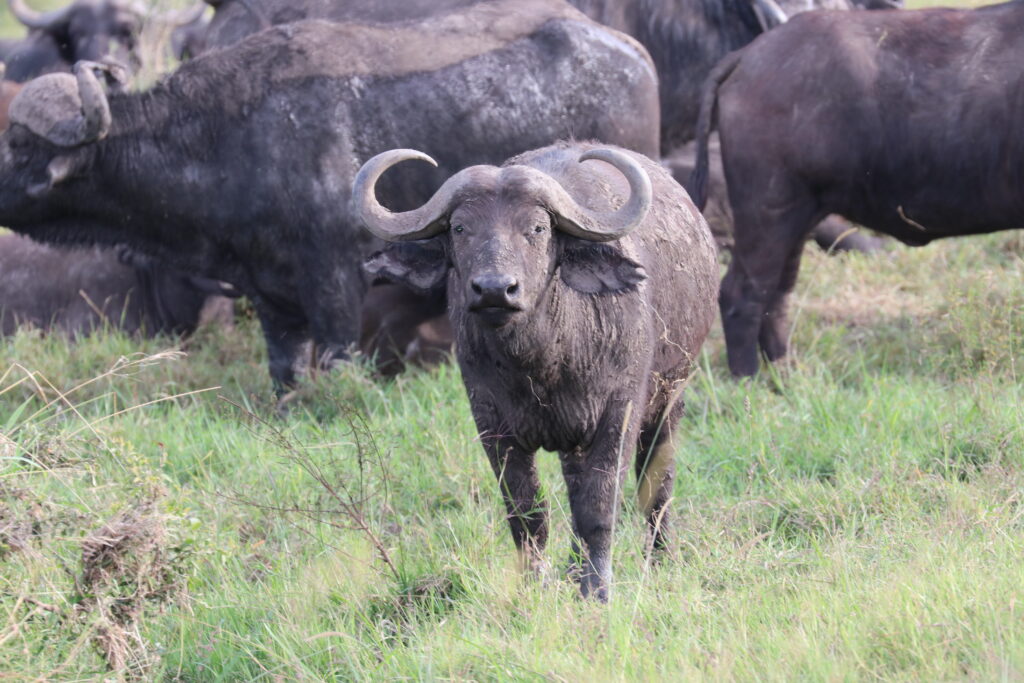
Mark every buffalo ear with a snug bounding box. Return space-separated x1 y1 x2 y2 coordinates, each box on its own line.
26 155 79 199
364 238 449 295
559 241 646 295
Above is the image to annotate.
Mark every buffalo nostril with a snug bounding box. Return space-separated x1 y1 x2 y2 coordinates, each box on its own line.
506 282 519 296
472 282 483 295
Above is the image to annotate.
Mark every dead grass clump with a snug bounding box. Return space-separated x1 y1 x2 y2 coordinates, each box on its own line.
78 501 179 676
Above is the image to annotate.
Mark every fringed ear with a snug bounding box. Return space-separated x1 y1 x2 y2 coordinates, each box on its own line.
364 238 449 295
26 155 80 199
559 241 646 295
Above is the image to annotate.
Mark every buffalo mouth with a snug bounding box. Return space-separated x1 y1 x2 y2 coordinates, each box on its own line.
469 304 523 327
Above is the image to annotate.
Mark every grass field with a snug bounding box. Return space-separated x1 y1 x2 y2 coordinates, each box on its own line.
2 0 1022 680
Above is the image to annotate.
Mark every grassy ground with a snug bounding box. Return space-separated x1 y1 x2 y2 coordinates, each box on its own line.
2 0 1022 681
2 234 1022 680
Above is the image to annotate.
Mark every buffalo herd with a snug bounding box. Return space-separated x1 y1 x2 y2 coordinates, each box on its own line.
5 0 1019 600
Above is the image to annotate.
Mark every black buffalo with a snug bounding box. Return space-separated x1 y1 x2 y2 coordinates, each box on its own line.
355 143 717 600
3 0 204 82
0 233 234 338
0 2 659 391
689 1 1022 377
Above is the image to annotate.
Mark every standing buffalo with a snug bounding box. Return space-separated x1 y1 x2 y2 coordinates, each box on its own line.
355 143 717 600
0 1 658 390
0 233 234 338
690 2 1023 377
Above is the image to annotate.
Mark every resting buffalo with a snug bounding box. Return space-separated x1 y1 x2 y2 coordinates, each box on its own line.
0 233 234 337
0 2 658 390
689 1 1022 377
665 136 885 254
2 0 204 82
355 143 717 600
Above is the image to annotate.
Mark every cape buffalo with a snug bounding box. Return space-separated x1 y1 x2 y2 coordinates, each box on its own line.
689 1 1023 377
0 1 659 391
0 233 234 338
3 0 205 82
355 143 717 601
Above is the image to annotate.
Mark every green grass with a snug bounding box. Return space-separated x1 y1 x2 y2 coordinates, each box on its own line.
2 0 1021 679
2 231 1023 680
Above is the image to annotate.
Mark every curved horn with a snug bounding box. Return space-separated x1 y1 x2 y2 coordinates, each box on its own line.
353 149 469 242
8 0 73 31
71 60 112 145
540 148 652 242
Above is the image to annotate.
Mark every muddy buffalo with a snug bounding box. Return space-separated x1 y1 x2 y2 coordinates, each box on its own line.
0 1 658 391
355 143 717 600
690 1 1024 376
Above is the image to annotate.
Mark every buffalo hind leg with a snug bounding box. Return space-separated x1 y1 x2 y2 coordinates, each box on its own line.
722 201 818 377
636 402 684 554
483 435 548 577
757 239 806 363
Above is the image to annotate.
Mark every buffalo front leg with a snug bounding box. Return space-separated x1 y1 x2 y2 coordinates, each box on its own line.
560 407 638 602
255 301 311 395
302 258 368 374
481 433 548 577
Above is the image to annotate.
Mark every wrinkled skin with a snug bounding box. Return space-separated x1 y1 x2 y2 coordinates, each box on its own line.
0 3 659 391
0 233 234 338
3 0 144 82
365 143 718 600
689 2 1024 377
664 136 885 254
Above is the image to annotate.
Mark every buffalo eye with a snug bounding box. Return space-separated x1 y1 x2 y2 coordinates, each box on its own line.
453 224 465 234
534 224 546 234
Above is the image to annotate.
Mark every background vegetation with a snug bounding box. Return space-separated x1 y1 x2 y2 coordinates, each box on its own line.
1 0 1020 680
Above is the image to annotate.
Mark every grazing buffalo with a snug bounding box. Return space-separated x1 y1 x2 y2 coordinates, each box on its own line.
665 136 885 254
689 2 1023 377
355 143 717 600
0 1 658 391
3 0 204 82
0 233 234 338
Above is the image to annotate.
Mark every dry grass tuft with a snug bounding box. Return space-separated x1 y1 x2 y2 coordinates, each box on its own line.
78 501 176 676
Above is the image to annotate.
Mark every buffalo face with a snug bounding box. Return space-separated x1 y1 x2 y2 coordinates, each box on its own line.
356 149 653 330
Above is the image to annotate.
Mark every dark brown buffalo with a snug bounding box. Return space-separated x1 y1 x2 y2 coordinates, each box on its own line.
665 136 885 254
0 233 233 337
355 143 717 600
689 1 1024 377
0 1 658 391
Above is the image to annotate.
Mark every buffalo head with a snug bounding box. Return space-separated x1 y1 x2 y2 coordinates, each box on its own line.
1 60 122 219
5 0 207 81
354 148 652 329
